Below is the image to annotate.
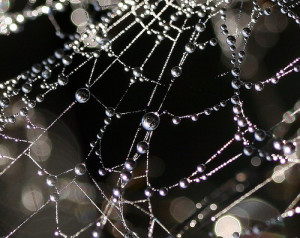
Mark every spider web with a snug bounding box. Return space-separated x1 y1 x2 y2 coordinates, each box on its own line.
0 0 300 237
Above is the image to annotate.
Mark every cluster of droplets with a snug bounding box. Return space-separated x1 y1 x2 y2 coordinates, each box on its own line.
0 41 78 131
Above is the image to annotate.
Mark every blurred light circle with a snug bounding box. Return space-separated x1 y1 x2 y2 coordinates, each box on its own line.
214 215 242 238
22 186 44 211
71 8 89 26
31 139 52 162
236 172 247 182
251 156 261 167
283 111 295 124
236 183 245 192
0 0 10 13
272 165 285 183
170 196 195 222
210 203 217 210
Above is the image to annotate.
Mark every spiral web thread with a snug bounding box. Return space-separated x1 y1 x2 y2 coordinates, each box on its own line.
0 0 300 237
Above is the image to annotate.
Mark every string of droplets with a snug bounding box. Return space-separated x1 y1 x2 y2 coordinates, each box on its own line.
0 0 300 237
